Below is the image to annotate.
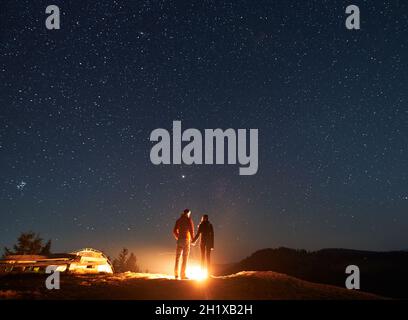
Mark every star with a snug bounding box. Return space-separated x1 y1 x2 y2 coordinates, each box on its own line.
16 181 27 191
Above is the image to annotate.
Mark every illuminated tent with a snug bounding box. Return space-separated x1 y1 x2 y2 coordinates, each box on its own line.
68 248 113 274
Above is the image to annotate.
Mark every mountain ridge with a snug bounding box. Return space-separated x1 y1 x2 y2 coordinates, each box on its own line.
217 247 408 298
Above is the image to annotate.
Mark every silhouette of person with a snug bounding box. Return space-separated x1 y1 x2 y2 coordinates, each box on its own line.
173 209 194 279
193 214 214 275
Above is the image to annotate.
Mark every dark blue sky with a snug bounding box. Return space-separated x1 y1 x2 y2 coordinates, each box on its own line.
1 0 407 263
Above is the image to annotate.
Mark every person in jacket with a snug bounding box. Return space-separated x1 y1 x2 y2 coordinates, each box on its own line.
192 214 214 275
173 208 195 279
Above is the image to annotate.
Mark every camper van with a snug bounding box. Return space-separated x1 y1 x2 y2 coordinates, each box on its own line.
0 248 113 274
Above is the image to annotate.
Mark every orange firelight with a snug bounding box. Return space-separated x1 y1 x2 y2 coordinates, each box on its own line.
186 265 208 281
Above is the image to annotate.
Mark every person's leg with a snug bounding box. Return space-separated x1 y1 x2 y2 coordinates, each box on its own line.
206 246 211 275
181 241 190 278
200 244 206 269
174 244 182 278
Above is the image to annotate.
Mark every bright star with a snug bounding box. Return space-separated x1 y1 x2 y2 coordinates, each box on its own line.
17 181 27 190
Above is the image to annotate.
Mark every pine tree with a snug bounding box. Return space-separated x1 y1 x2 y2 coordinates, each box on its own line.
40 240 52 255
112 248 140 273
113 248 128 272
3 232 52 257
125 253 140 272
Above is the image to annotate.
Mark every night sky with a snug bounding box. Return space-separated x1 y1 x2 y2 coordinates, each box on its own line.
1 0 407 266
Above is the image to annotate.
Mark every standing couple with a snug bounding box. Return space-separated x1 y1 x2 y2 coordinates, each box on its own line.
173 209 214 279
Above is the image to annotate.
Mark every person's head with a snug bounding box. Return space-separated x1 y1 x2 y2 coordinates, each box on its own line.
183 208 191 218
201 214 209 222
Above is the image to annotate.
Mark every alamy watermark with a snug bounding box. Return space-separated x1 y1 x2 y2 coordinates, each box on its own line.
45 5 60 30
345 265 360 290
150 121 259 175
45 266 60 289
42 4 361 31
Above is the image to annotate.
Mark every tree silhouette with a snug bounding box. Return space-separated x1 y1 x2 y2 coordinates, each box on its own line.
113 248 128 272
40 240 52 255
3 232 52 257
125 252 139 272
113 248 140 273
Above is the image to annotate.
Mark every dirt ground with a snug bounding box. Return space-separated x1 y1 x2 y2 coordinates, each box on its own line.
0 271 383 300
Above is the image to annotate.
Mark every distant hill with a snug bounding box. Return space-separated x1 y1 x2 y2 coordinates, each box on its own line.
218 247 408 298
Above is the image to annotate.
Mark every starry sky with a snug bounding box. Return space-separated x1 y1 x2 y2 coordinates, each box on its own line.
1 0 407 265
